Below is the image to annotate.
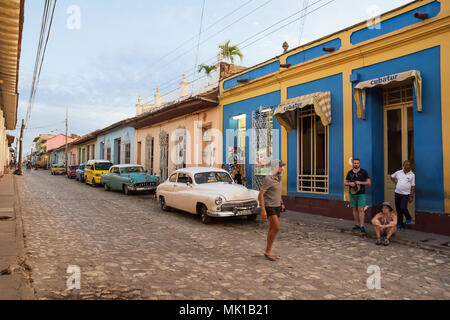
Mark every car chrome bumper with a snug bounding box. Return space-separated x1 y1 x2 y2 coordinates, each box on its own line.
128 186 157 191
207 208 256 217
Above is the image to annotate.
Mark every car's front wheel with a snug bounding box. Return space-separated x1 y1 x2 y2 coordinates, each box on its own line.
199 204 212 224
104 183 110 191
123 185 131 196
247 214 257 221
91 178 97 187
160 196 170 211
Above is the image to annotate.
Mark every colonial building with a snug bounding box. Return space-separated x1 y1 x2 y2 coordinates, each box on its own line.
133 63 244 181
219 0 450 235
46 134 77 165
0 0 23 176
96 118 135 165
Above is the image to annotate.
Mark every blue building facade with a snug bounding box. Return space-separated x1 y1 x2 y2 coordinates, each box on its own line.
96 126 135 165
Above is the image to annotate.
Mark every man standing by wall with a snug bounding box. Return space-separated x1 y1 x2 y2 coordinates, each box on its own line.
390 160 415 230
345 158 371 233
259 160 286 261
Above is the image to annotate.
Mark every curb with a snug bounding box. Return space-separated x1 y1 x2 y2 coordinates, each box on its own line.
13 175 35 300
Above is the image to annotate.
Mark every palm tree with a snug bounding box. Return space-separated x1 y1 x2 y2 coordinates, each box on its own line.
198 64 217 78
218 40 243 64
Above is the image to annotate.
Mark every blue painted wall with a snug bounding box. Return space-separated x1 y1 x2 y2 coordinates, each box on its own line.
286 73 344 200
96 126 135 165
352 46 443 213
286 38 342 67
351 1 441 45
222 91 281 189
223 61 280 90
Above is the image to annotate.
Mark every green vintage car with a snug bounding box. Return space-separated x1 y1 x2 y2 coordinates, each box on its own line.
101 164 160 195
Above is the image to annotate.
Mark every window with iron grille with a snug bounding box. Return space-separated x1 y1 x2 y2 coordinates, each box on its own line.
298 106 329 194
106 148 111 161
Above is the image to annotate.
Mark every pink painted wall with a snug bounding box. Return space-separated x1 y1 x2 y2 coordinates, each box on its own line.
46 134 75 152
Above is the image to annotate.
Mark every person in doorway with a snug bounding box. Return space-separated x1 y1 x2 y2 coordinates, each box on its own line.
232 164 243 185
371 202 397 246
345 158 371 233
390 160 415 230
259 160 286 261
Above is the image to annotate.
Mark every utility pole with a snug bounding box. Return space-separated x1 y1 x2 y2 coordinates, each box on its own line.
17 119 25 175
65 106 68 168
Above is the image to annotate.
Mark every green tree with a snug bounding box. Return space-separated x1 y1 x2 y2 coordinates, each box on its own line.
218 40 243 64
197 64 217 77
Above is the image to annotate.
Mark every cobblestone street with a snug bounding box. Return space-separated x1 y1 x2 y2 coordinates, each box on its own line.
16 170 450 300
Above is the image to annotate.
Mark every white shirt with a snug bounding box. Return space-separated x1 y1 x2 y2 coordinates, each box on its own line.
392 170 415 195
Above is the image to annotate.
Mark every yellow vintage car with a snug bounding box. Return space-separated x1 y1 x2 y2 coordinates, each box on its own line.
51 163 66 175
84 159 113 187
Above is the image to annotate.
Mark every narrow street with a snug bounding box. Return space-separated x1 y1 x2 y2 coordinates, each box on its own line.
15 170 449 300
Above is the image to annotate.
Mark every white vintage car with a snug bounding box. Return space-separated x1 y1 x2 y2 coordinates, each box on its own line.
156 167 259 224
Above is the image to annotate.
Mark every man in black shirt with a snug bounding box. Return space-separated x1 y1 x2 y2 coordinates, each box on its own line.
345 158 371 233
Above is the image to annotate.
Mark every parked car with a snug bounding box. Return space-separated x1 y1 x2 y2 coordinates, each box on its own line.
67 165 79 179
84 160 113 187
75 163 85 182
156 167 259 224
50 163 66 175
101 164 160 195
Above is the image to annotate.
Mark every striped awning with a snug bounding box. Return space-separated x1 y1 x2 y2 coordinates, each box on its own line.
354 70 422 119
274 91 331 132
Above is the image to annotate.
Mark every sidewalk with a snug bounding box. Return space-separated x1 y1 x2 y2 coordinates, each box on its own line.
0 173 34 300
283 210 450 253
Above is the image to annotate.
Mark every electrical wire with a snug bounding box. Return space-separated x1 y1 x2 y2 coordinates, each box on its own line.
25 0 57 129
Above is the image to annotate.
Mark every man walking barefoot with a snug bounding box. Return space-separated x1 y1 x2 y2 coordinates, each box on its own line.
345 158 371 233
259 160 286 261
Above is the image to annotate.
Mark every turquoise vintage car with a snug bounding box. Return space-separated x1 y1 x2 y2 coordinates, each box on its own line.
101 164 160 195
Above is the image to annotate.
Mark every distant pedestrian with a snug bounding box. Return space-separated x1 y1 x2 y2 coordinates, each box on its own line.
371 202 397 246
345 158 371 233
259 160 286 261
390 160 415 230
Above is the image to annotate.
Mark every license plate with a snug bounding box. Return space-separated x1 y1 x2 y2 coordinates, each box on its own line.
236 209 253 215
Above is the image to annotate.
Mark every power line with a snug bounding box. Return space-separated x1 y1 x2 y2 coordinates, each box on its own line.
140 0 276 98
142 0 330 101
192 0 207 84
25 0 57 128
148 0 255 70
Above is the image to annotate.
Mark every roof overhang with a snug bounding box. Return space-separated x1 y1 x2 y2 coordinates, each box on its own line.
0 0 24 130
132 90 218 129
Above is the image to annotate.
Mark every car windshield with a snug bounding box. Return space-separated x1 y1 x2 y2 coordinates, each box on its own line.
121 166 144 173
94 162 112 170
194 172 233 184
70 166 79 170
54 164 64 168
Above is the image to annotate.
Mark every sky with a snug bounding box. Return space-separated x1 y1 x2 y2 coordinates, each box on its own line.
11 0 411 156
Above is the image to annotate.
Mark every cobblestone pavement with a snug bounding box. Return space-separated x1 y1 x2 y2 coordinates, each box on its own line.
16 170 450 300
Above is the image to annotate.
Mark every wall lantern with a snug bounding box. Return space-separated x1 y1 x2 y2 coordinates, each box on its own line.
414 12 429 20
280 63 291 68
237 78 249 83
323 47 335 53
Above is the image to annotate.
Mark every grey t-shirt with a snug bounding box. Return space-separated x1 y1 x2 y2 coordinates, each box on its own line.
261 175 282 207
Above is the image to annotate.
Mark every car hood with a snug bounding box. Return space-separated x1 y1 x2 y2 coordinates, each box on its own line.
195 183 258 201
120 173 159 183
